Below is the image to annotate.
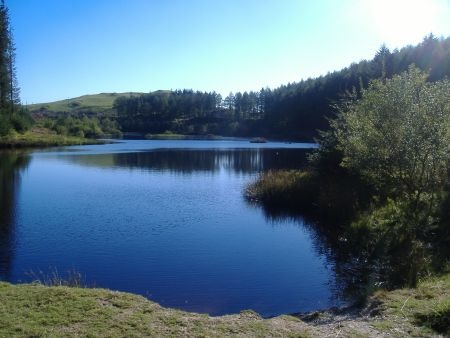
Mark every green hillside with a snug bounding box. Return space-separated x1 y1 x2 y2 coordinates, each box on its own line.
28 92 144 116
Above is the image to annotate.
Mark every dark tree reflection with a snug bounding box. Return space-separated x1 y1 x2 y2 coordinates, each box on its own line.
0 151 30 280
63 148 310 174
254 200 438 307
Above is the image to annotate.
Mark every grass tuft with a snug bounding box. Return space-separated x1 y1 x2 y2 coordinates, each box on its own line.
25 267 87 288
245 170 317 208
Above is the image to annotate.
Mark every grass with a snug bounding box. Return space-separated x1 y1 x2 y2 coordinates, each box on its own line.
28 92 143 115
0 273 448 337
369 272 450 336
0 282 310 337
0 127 104 148
245 170 318 208
145 132 188 140
144 131 222 140
245 168 371 222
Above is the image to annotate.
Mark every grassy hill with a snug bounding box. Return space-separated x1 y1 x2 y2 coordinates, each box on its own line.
28 92 144 116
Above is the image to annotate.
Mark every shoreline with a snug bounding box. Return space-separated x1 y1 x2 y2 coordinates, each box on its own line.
0 131 315 149
0 131 107 149
0 273 447 337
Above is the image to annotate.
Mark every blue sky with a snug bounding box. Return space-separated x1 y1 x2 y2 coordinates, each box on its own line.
8 0 450 104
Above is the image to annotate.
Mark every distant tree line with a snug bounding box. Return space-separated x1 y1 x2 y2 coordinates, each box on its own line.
115 35 450 139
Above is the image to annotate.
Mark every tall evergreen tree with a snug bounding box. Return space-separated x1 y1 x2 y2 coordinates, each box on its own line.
7 28 19 107
0 0 19 113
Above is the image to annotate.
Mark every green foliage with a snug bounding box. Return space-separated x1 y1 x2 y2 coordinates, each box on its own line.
0 129 104 148
10 108 33 132
325 66 450 287
0 113 12 135
249 66 450 293
0 108 33 136
309 129 345 175
349 198 437 287
36 116 121 139
335 66 450 202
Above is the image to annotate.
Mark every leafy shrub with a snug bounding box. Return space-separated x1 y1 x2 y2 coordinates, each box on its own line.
335 65 450 203
0 114 12 136
11 110 33 132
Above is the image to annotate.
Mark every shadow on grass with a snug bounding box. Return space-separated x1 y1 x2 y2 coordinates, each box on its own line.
415 302 450 335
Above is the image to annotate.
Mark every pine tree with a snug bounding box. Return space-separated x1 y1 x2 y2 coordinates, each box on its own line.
0 0 19 113
7 28 19 107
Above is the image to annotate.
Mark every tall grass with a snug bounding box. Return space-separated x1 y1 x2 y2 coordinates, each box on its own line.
25 268 87 288
245 170 318 208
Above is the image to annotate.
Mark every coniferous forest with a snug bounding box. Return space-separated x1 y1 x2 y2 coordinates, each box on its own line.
114 35 450 139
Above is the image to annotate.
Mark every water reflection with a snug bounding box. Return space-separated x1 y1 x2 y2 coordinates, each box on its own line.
0 152 30 280
0 143 360 315
60 148 310 174
0 145 369 312
65 146 366 307
257 206 379 305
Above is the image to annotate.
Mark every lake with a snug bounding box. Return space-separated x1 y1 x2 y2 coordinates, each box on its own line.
0 139 344 317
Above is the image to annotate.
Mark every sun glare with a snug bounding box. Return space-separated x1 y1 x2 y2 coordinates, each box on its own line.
361 0 450 47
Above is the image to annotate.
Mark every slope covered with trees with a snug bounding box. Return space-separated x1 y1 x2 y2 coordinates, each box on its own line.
115 35 450 139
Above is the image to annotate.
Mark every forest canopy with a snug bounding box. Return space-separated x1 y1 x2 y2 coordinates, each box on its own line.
114 35 450 139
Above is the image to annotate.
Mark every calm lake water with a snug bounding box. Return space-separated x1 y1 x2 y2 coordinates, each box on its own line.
0 139 344 317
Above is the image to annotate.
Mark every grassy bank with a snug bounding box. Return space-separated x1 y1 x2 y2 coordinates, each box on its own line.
296 272 450 337
0 128 104 148
0 282 310 337
144 132 223 140
0 273 448 337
